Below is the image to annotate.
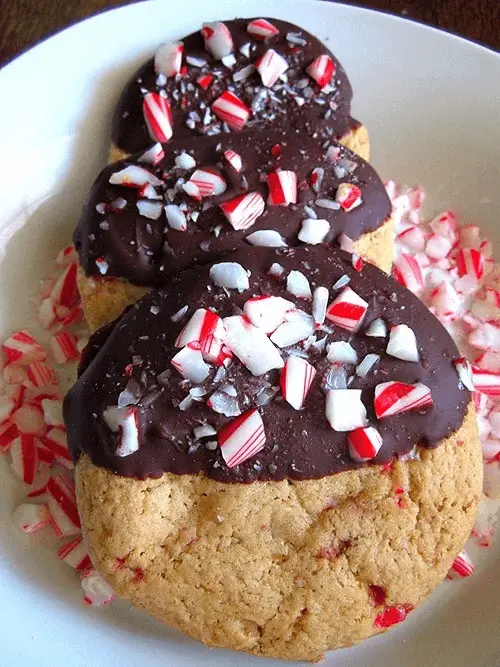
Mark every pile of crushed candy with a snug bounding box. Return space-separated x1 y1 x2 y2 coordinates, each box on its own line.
0 183 498 608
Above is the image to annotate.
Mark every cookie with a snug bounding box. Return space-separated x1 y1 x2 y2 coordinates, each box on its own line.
110 17 370 161
64 244 482 660
74 135 392 331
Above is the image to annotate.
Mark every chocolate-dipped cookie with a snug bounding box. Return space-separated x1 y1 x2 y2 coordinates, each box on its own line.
65 245 482 661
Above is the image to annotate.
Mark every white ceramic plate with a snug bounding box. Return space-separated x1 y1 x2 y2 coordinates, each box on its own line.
0 2 499 666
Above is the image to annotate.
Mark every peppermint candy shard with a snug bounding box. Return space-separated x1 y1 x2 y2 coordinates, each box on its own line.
267 170 297 206
312 286 329 327
171 345 210 383
471 366 500 397
12 503 51 534
257 49 288 87
201 22 234 60
325 389 367 432
154 41 184 77
336 183 362 212
210 262 249 291
188 168 227 197
212 91 250 130
219 192 265 230
286 270 312 300
365 318 387 338
280 356 316 410
247 18 280 40
386 324 419 362
218 408 266 468
454 357 474 391
326 286 368 332
58 535 92 571
270 311 315 348
243 295 293 334
2 330 46 366
455 248 484 280
109 165 163 187
447 550 474 579
327 341 358 364
165 204 187 231
306 55 336 88
393 254 424 293
115 406 140 457
374 382 433 419
224 149 242 172
175 309 224 348
347 427 383 462
222 315 284 376
245 230 287 247
298 218 330 245
143 92 173 143
200 336 232 366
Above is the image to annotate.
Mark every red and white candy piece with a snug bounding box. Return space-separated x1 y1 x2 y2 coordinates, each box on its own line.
51 262 78 309
50 331 79 364
393 253 424 293
218 408 266 467
348 427 383 462
27 360 59 388
58 536 92 571
197 73 213 89
143 92 173 143
201 22 233 60
56 245 76 267
309 167 324 193
41 399 64 427
430 211 457 240
243 295 293 334
171 344 210 383
430 281 460 318
247 18 280 40
43 427 72 467
257 49 288 87
455 248 484 280
212 91 250 131
472 366 500 397
154 41 184 77
81 569 115 606
267 170 297 206
109 165 163 187
447 550 474 579
280 356 316 410
3 364 28 386
137 143 165 166
116 406 140 458
306 55 335 88
223 149 242 172
454 357 474 391
2 330 46 366
175 308 224 347
46 471 81 536
12 404 45 436
10 434 39 484
336 183 362 212
219 192 265 230
200 336 232 366
374 381 433 419
397 225 426 252
12 502 51 534
0 421 19 452
386 324 419 362
326 286 368 332
223 315 284 376
425 234 453 260
325 389 367 432
187 168 227 197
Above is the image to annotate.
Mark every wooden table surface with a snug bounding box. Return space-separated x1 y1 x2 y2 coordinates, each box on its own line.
1 0 499 66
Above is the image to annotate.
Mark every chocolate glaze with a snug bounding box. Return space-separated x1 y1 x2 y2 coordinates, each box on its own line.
111 17 357 155
64 245 470 483
74 132 391 287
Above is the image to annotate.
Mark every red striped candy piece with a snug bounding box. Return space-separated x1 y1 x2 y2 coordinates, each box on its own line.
280 356 316 410
472 366 500 396
10 434 39 484
393 253 424 293
12 404 46 436
336 183 362 212
309 166 324 193
201 22 234 60
154 41 184 77
175 308 224 348
267 170 297 206
43 428 72 467
143 92 173 142
247 18 280 40
197 74 214 89
12 503 51 534
224 149 242 172
2 330 46 366
51 262 78 308
27 360 59 388
26 461 51 496
50 331 80 364
447 550 474 579
46 471 81 536
374 381 433 419
352 254 364 271
223 315 284 376
397 225 426 252
171 344 210 383
116 407 140 457
200 335 232 366
81 569 115 606
430 281 460 318
212 91 250 130
58 535 92 571
219 192 265 230
425 233 453 260
188 168 227 197
306 54 336 88
455 248 484 280
3 364 29 386
243 295 293 334
326 286 368 332
347 427 383 462
218 408 266 467
257 49 288 87
0 421 19 452
325 389 367 432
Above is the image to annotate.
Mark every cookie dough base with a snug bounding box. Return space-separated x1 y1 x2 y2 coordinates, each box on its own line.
76 404 481 662
108 123 371 165
77 215 394 331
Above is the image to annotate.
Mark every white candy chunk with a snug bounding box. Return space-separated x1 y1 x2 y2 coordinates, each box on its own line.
243 296 293 333
245 230 287 247
171 346 210 383
365 318 387 338
223 315 284 376
175 152 196 170
298 218 330 245
270 310 315 348
325 389 367 431
386 324 419 362
210 262 249 291
165 204 187 231
286 270 312 299
109 165 162 187
136 200 163 219
327 341 358 364
312 286 329 327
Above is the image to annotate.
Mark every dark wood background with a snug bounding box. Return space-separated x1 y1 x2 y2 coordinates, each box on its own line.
1 0 498 66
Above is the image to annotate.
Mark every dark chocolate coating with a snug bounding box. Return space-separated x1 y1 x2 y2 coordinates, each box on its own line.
112 17 357 154
64 245 470 483
74 132 391 287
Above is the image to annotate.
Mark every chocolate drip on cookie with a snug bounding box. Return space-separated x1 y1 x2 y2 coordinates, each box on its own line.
64 245 470 482
74 133 391 286
111 17 357 154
